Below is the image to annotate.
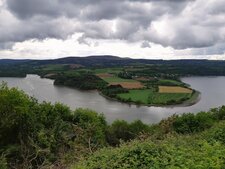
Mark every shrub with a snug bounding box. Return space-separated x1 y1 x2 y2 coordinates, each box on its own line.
106 120 150 146
72 109 107 147
0 84 108 168
106 120 132 146
0 156 7 169
75 138 225 169
173 112 215 134
205 122 225 144
211 106 225 120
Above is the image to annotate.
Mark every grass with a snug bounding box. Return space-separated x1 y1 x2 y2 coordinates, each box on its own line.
110 82 144 89
95 69 137 84
117 89 193 105
63 70 80 76
158 79 183 86
96 73 113 78
152 93 192 104
118 89 152 104
93 68 123 74
42 64 66 71
159 86 192 93
182 91 200 105
102 77 136 83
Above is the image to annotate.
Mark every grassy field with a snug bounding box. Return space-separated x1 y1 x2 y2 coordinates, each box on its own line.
110 82 144 89
96 73 113 78
117 89 192 105
96 70 138 84
93 68 122 74
100 76 136 83
42 64 66 71
158 79 184 86
152 93 192 104
159 86 192 93
117 89 152 104
97 74 144 89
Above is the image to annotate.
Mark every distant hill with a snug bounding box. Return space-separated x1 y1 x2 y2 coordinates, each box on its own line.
29 55 133 66
1 55 225 67
0 59 30 65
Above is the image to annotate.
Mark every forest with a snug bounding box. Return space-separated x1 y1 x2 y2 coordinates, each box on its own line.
0 84 225 168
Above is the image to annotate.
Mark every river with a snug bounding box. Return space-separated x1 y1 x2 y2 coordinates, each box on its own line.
1 75 225 124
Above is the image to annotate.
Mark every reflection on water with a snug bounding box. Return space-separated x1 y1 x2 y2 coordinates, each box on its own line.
1 75 225 124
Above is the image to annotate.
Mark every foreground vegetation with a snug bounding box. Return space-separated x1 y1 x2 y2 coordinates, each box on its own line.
0 84 225 168
76 127 225 169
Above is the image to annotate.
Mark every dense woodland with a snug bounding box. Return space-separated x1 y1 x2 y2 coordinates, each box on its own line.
0 84 225 168
54 73 107 90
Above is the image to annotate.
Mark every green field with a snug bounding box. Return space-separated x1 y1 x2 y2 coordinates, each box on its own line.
93 68 122 74
94 68 137 83
63 70 80 76
117 89 192 105
103 76 136 83
158 79 184 86
42 64 67 71
117 89 152 104
152 93 192 104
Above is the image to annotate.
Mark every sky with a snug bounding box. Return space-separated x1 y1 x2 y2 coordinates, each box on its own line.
0 0 225 60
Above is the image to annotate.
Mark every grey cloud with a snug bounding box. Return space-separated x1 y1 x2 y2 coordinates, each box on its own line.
6 0 187 21
141 41 151 48
6 0 61 19
77 35 91 46
0 12 77 43
146 23 221 49
1 0 225 53
0 42 14 49
191 43 225 55
206 0 225 15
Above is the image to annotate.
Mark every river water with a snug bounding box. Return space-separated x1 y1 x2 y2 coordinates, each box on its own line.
1 75 225 124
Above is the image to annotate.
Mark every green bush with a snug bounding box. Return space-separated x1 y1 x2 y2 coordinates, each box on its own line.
106 120 150 146
106 120 132 146
0 156 7 169
205 122 225 144
0 84 108 168
76 137 225 169
173 112 215 134
211 106 225 120
0 83 34 146
72 109 107 148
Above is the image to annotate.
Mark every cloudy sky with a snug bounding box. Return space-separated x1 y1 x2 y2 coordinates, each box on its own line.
0 0 225 60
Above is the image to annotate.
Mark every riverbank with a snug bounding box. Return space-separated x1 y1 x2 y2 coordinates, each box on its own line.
99 89 200 108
